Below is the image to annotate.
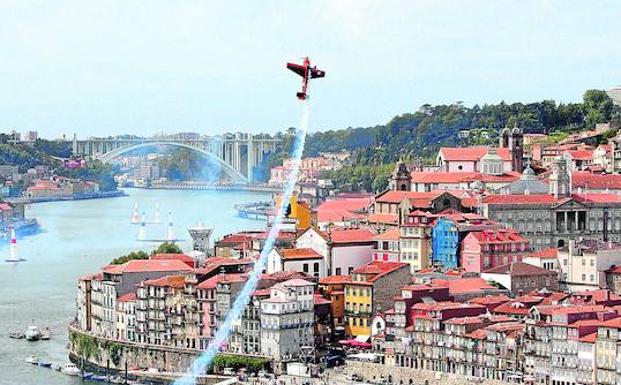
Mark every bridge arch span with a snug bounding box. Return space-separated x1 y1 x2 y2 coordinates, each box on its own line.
98 142 247 183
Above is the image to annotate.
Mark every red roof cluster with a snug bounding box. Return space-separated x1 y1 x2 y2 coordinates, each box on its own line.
278 248 323 261
328 227 376 244
352 261 409 283
410 171 520 184
103 259 193 274
573 172 621 190
438 146 511 161
143 275 186 289
468 228 528 244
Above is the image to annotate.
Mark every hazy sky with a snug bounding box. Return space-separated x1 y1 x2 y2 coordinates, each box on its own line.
0 1 619 139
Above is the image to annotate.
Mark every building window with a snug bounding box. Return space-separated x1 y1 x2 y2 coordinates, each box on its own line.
581 274 586 281
313 263 320 277
335 267 342 275
590 274 595 282
303 264 309 273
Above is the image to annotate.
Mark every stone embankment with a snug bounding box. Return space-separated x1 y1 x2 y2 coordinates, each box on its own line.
345 360 510 385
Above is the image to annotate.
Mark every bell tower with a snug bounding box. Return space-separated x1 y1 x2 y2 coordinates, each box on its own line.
389 160 412 191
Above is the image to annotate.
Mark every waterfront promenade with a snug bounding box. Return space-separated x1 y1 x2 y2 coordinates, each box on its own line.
141 180 281 193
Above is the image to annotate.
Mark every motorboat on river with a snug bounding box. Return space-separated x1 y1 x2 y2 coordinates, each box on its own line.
25 324 41 341
61 363 81 376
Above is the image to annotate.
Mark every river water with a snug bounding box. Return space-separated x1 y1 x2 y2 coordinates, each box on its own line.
0 188 270 385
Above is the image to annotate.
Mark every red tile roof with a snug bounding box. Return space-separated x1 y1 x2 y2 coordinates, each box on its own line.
351 261 409 283
117 292 137 302
314 197 370 222
366 213 399 225
565 150 594 161
197 273 246 289
530 248 558 259
468 294 511 305
329 228 376 244
319 275 351 285
602 317 621 329
103 259 193 274
278 248 323 261
483 262 555 276
572 172 621 190
314 294 332 305
483 194 559 205
468 228 528 244
410 171 520 184
372 227 400 241
573 193 621 204
143 275 186 289
151 253 195 267
432 277 496 295
579 332 597 343
493 301 532 315
439 146 511 161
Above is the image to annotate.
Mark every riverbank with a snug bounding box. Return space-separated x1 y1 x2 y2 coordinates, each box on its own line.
68 326 263 385
133 180 280 193
1 188 269 385
6 190 127 204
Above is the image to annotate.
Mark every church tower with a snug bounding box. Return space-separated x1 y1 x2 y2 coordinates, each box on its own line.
499 127 510 148
389 160 412 191
509 126 524 172
549 157 572 198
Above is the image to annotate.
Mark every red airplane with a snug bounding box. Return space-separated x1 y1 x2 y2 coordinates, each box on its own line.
286 57 325 100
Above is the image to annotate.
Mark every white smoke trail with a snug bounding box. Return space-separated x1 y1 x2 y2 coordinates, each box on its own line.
174 101 309 385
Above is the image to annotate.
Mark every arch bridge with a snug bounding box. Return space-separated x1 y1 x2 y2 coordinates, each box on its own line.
70 134 280 183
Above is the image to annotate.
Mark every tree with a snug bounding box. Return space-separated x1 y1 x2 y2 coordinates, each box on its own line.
153 242 182 255
583 89 614 128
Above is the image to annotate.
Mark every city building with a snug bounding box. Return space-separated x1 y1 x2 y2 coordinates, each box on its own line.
372 227 400 262
461 228 530 273
480 262 559 294
266 247 325 277
260 279 315 369
296 226 375 276
399 211 433 273
344 261 410 337
318 275 350 333
436 146 513 173
483 157 621 250
559 239 621 291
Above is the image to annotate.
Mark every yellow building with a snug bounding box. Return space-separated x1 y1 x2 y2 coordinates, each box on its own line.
344 261 411 337
275 194 313 231
399 210 433 273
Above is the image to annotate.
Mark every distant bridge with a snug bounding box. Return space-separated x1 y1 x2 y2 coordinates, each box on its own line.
69 133 280 183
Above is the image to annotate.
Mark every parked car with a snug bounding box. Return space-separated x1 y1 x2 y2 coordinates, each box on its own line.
223 368 235 376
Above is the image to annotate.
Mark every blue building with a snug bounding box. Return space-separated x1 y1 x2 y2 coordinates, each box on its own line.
431 217 459 269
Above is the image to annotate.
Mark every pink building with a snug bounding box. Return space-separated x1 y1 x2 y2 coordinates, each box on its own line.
461 228 530 273
372 227 400 262
196 273 245 349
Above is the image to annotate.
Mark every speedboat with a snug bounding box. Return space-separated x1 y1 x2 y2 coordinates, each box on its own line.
25 325 41 341
40 328 51 340
25 355 39 364
9 331 24 339
38 360 52 368
61 363 81 376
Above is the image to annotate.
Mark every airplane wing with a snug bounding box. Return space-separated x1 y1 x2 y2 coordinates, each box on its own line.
310 68 325 79
286 63 306 77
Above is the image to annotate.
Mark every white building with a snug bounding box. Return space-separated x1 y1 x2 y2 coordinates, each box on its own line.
559 240 621 291
260 279 315 367
296 227 375 276
116 292 136 341
267 248 325 277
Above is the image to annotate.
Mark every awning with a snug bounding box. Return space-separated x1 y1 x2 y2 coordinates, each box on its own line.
355 334 370 343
